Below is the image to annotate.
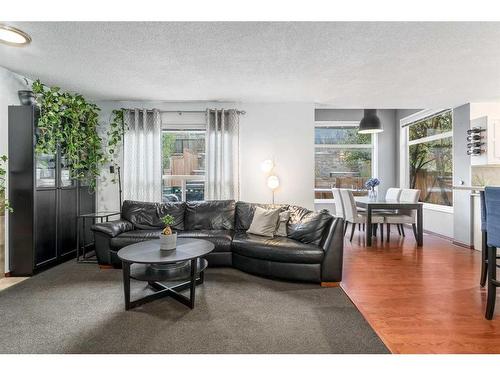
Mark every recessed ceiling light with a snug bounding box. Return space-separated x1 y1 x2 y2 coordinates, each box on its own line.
0 24 31 46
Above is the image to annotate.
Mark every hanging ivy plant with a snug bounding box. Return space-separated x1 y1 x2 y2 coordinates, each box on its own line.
0 155 12 213
32 80 106 190
107 109 126 183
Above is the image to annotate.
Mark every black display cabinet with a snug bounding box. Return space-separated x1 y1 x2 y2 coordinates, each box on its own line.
8 105 96 275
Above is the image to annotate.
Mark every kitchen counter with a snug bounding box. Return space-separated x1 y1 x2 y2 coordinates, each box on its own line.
452 186 485 191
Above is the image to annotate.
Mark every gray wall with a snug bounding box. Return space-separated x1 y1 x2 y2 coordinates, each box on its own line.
452 104 472 245
315 109 399 196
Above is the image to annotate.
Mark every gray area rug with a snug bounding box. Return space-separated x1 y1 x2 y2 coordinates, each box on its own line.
0 261 388 353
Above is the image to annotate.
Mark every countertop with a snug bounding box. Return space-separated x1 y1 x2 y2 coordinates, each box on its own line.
452 186 485 191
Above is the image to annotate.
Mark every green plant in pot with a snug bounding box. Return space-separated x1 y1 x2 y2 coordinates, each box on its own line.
160 214 177 250
0 155 13 214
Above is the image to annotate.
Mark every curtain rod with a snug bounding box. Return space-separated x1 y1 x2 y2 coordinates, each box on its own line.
124 109 246 115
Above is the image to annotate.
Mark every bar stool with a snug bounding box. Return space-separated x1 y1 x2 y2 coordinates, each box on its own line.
484 187 500 320
480 191 488 287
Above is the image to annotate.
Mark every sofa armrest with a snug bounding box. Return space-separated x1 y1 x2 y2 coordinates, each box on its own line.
91 219 134 238
320 217 344 282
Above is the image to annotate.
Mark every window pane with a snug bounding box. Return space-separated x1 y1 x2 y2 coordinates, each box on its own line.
162 130 205 202
408 111 452 141
409 137 453 206
315 148 372 199
315 126 371 145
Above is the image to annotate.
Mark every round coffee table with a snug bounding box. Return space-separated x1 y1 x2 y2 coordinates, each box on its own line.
117 238 214 310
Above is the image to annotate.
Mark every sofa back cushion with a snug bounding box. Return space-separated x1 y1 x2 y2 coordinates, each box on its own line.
185 200 236 230
287 205 333 245
235 202 289 231
121 200 185 230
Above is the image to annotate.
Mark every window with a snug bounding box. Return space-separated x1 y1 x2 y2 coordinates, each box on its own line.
406 110 453 207
314 122 375 199
162 130 206 202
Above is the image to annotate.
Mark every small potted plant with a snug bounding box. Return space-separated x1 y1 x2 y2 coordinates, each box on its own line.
365 177 380 200
160 214 177 250
18 78 35 106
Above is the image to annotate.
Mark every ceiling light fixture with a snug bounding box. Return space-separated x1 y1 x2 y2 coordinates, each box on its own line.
0 24 31 46
358 109 383 134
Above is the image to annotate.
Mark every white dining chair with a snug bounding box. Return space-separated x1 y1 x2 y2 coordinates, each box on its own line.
332 188 345 219
384 188 421 241
386 188 402 201
340 189 385 242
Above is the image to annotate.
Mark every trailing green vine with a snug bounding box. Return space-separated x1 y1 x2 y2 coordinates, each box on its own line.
32 80 106 190
107 109 126 183
0 155 12 213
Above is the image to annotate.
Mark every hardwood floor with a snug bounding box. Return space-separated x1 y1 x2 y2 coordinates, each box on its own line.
340 228 500 354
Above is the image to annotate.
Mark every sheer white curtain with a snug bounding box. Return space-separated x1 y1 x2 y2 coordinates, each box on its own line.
123 109 162 202
205 109 240 200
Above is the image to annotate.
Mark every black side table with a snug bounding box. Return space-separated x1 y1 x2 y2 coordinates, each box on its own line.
76 211 120 263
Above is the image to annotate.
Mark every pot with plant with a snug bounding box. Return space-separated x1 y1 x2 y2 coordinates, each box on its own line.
18 77 35 106
160 214 177 250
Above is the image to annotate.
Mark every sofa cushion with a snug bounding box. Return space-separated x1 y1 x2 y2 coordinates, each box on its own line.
109 229 162 251
185 200 235 230
121 200 185 230
235 201 289 231
232 231 324 264
247 207 281 237
287 206 332 245
178 230 234 253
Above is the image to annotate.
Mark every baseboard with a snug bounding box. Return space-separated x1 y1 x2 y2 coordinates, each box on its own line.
452 241 474 249
4 272 11 277
320 282 340 288
98 265 113 270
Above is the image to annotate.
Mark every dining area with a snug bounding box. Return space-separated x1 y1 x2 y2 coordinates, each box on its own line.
332 187 424 246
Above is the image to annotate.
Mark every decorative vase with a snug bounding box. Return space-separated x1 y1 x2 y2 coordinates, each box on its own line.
369 187 377 200
160 232 177 251
18 90 35 106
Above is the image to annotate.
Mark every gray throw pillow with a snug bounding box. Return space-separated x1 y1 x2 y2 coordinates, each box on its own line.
275 211 290 236
247 206 281 237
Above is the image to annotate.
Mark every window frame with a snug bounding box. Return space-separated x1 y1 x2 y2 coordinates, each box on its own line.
314 120 378 203
161 116 207 202
399 109 454 213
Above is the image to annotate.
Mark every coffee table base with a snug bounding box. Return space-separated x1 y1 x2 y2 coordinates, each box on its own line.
122 258 206 310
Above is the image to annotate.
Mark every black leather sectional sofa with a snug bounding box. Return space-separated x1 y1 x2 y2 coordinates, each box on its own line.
91 200 344 283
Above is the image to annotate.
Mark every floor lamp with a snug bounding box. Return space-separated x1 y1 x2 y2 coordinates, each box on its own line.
267 175 280 204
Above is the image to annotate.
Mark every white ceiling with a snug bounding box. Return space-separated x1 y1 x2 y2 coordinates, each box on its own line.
2 22 500 107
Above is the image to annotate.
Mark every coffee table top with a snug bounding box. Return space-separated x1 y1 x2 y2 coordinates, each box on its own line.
117 238 215 264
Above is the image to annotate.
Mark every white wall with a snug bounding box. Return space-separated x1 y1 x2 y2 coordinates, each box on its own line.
238 103 315 209
95 101 316 211
0 66 30 274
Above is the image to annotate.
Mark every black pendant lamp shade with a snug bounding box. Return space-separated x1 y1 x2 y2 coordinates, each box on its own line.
358 109 383 134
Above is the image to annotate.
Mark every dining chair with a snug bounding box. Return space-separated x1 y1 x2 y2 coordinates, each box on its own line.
383 188 421 242
484 187 500 320
380 188 403 235
385 188 402 201
332 188 347 233
340 189 384 242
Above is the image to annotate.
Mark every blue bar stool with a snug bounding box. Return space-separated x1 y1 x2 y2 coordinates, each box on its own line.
484 187 500 320
480 191 488 287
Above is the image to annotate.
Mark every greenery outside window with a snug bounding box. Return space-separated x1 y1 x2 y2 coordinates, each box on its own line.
314 121 375 200
162 129 206 202
406 110 453 207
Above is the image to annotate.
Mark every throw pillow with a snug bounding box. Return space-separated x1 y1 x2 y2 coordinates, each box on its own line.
247 206 281 237
275 211 290 236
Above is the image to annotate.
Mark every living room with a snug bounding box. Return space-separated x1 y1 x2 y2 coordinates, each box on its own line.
1 1 500 373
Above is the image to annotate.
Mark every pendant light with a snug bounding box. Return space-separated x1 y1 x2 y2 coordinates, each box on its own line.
358 109 383 134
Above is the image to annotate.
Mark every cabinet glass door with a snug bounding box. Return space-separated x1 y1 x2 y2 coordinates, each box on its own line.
60 155 75 188
36 154 56 188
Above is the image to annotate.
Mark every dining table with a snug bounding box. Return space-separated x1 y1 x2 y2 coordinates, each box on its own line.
354 196 424 247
